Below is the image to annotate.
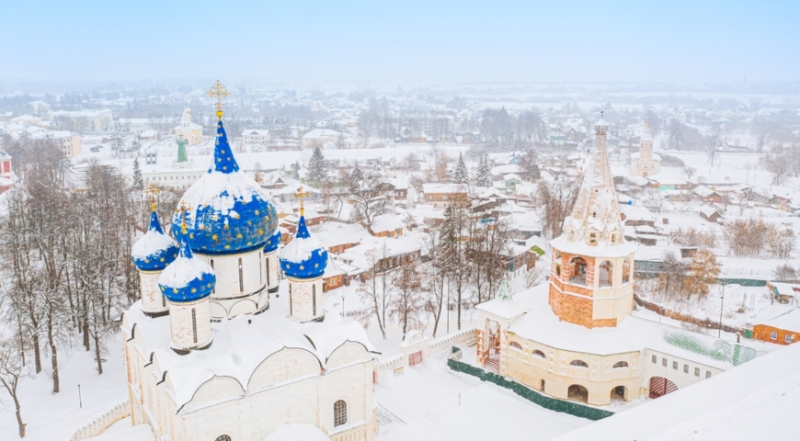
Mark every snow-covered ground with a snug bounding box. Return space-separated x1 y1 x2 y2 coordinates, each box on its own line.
374 361 589 441
0 335 128 441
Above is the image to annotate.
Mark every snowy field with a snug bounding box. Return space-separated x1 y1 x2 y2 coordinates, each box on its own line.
374 361 589 441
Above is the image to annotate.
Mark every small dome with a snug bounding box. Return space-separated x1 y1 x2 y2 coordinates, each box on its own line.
158 239 216 303
131 211 179 271
172 120 278 255
264 229 282 253
279 216 328 279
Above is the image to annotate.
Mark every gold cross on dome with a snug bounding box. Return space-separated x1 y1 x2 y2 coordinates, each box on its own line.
179 201 190 234
292 186 310 217
144 183 161 212
207 80 230 121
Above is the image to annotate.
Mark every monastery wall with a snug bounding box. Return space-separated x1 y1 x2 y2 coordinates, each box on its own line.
503 330 641 406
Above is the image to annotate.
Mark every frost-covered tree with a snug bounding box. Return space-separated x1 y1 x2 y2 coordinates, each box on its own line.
132 157 143 191
453 152 469 184
475 155 492 187
0 338 27 438
390 258 423 338
306 147 328 187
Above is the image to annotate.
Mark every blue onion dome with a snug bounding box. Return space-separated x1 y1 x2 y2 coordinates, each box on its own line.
264 229 282 253
159 238 216 303
171 119 278 255
131 211 179 271
279 215 328 279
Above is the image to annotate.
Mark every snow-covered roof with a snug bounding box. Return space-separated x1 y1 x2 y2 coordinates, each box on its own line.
302 129 340 139
339 235 421 269
753 305 800 331
121 291 377 410
314 222 369 249
699 205 720 218
370 213 405 233
422 183 468 194
620 204 655 222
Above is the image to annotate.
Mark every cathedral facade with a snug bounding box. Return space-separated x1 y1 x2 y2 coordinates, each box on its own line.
123 86 378 441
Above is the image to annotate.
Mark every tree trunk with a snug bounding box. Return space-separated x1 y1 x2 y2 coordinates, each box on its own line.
83 317 90 352
47 309 59 394
94 333 103 375
14 394 26 438
32 334 41 374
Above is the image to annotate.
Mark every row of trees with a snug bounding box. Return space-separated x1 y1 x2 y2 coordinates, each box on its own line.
357 200 516 339
0 139 145 437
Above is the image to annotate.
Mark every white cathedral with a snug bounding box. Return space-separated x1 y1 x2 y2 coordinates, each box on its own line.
123 83 379 441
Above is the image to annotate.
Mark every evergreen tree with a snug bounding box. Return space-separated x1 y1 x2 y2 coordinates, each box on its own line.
307 147 328 187
518 149 541 181
349 160 364 190
453 152 469 184
132 157 143 191
476 155 492 187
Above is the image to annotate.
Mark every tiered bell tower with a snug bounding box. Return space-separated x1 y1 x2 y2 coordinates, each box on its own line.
548 114 638 328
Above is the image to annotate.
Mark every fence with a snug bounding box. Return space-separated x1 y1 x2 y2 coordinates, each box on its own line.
375 327 478 382
428 327 477 357
66 399 130 441
634 293 743 334
447 350 613 421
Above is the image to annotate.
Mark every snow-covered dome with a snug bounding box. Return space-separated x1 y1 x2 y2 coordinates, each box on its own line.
279 216 327 279
171 119 278 255
131 211 179 271
264 229 282 253
158 238 216 303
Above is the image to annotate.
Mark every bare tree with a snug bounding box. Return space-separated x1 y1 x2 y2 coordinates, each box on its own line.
356 243 393 339
766 224 795 259
683 249 721 299
389 259 423 338
0 336 28 438
535 178 579 239
422 232 447 337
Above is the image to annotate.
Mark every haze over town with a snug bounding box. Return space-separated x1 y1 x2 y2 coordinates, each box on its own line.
1 2 800 441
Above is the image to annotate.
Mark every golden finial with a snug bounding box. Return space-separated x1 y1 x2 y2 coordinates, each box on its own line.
179 201 189 235
292 186 310 217
144 183 161 212
206 80 230 121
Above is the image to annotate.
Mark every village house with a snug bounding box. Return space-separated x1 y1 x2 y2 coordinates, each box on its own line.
699 206 722 223
422 183 468 208
750 305 800 345
241 129 271 145
766 281 800 305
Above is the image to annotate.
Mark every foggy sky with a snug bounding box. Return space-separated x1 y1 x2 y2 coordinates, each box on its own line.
1 0 798 86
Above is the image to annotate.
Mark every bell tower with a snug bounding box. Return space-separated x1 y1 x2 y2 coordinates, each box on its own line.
548 114 638 328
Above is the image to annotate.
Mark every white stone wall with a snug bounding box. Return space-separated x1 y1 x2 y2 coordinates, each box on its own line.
265 251 279 291
196 249 265 300
139 271 168 315
169 300 212 351
289 277 324 322
641 349 723 392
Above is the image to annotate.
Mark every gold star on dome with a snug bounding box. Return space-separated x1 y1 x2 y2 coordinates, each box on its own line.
191 288 197 293
172 288 178 294
212 234 218 240
160 257 165 262
258 229 264 234
255 210 260 215
237 233 243 239
144 259 149 264
225 245 231 249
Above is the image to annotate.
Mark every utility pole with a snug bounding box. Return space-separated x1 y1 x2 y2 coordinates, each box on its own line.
718 283 726 338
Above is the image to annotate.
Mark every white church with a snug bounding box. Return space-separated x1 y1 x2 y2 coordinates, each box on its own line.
122 83 379 441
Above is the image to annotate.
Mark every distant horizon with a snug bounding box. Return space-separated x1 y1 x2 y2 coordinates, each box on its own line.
2 0 799 90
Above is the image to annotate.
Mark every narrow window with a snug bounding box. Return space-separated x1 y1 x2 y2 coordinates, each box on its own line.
570 360 588 368
694 367 700 376
683 364 689 373
509 342 523 350
334 400 347 427
786 334 794 343
162 294 166 307
771 331 778 340
289 285 293 316
238 258 244 292
613 361 628 368
672 361 678 370
191 308 197 344
313 284 317 316
662 357 667 367
210 260 215 294
259 252 263 284
706 371 712 378
266 259 271 286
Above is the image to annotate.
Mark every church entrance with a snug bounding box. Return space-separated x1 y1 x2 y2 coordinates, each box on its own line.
649 376 678 399
484 320 501 373
567 384 589 403
610 385 626 402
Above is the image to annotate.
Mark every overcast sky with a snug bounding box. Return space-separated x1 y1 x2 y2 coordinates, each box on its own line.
1 0 798 86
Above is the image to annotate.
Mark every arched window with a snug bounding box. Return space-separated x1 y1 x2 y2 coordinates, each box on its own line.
238 258 244 292
215 436 231 441
334 400 347 427
569 257 587 285
509 341 523 350
599 261 613 287
555 264 561 277
266 259 271 286
570 359 588 368
588 232 597 245
313 284 317 316
210 260 215 294
613 361 628 368
622 259 631 284
532 350 546 359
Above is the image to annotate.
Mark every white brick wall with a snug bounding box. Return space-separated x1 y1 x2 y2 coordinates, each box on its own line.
289 278 324 322
169 300 212 351
139 271 168 315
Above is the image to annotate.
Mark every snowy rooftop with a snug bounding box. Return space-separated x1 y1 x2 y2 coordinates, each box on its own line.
121 284 378 409
314 222 369 249
488 284 744 369
753 305 800 331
